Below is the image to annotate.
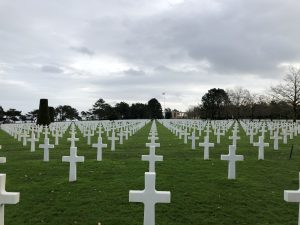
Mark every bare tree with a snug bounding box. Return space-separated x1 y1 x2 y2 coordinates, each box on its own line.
271 66 300 121
244 93 258 120
227 87 251 119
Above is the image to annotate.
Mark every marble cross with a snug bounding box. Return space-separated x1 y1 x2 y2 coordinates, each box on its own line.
85 128 94 145
97 126 104 138
118 128 124 144
21 132 29 146
27 131 38 152
43 126 49 139
215 129 225 144
0 144 6 163
229 130 240 147
62 147 85 182
253 136 269 160
221 145 244 179
39 138 54 162
199 136 214 160
54 129 61 145
0 174 20 225
183 128 190 144
142 147 163 172
67 132 79 148
92 137 107 161
188 132 199 150
282 129 288 144
129 172 171 225
108 130 119 151
146 136 160 149
284 172 300 225
270 130 282 150
249 128 256 144
259 125 267 139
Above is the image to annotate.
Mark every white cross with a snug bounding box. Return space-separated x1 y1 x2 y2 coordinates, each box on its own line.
124 127 130 140
97 126 104 138
282 129 288 144
85 128 94 145
215 129 224 144
142 147 163 172
92 137 107 161
27 131 38 152
183 129 190 144
17 130 22 142
67 132 79 148
204 125 211 137
146 136 160 149
178 129 184 139
43 126 49 139
253 136 269 160
0 174 20 225
199 136 214 160
39 138 54 162
249 128 255 144
188 132 199 150
62 147 84 182
284 172 300 225
21 132 29 146
54 129 61 145
289 127 294 139
0 144 6 163
108 130 119 151
118 128 124 144
221 145 244 179
36 127 41 139
148 133 158 142
129 172 171 225
69 123 76 134
270 130 282 150
259 125 267 139
229 130 240 147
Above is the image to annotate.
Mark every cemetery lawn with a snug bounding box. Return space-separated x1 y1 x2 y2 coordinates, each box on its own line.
1 122 300 225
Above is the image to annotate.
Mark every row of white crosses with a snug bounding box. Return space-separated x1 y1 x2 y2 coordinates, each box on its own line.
92 126 107 161
159 120 246 179
241 120 298 149
162 119 232 150
63 123 84 182
57 121 148 181
64 120 149 181
129 120 171 225
75 120 147 151
0 144 20 225
39 126 55 162
2 120 147 163
0 122 69 156
163 119 296 161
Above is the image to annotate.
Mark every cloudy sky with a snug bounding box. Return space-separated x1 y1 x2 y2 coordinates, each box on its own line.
0 0 299 114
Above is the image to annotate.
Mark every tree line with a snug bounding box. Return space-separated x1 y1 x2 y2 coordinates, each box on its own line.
0 98 164 123
1 66 300 122
187 66 300 121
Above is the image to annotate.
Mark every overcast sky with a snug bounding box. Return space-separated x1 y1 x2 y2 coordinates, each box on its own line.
0 0 300 113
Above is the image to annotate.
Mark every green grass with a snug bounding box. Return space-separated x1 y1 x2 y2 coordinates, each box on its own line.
0 121 300 225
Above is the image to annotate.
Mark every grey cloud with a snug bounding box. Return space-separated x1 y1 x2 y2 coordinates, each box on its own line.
81 0 300 76
41 65 63 73
123 69 146 76
70 46 94 56
0 0 299 113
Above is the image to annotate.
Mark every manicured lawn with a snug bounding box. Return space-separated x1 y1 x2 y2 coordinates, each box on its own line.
0 121 300 225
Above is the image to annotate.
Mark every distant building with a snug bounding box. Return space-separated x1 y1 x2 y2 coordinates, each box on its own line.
171 110 187 119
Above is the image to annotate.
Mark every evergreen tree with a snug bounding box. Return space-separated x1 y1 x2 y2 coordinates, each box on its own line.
37 99 50 125
49 107 55 122
147 98 163 119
